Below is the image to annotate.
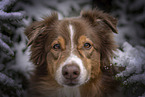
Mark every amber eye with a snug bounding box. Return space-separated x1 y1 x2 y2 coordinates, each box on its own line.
53 44 61 50
84 43 92 49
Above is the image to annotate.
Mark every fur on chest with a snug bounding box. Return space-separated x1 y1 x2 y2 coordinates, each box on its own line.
55 87 80 97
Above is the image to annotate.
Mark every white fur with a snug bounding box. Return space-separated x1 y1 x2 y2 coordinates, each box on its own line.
55 54 88 87
55 24 88 87
57 87 81 97
69 24 74 51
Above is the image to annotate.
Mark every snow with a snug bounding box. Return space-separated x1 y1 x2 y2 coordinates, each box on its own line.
15 1 59 21
0 0 16 10
0 10 24 20
0 33 14 56
113 0 145 46
15 0 91 21
0 71 26 97
114 14 145 46
113 42 145 96
0 33 12 44
10 27 35 78
113 42 145 77
112 2 145 93
0 0 24 57
0 38 14 56
12 42 35 78
0 72 15 86
112 2 145 96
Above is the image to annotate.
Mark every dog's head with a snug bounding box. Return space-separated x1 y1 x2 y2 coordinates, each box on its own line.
25 10 117 87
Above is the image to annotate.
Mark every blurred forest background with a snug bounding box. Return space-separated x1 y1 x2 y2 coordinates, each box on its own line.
0 0 145 97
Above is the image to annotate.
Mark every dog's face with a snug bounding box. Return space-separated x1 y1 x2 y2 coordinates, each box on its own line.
45 19 101 87
25 10 117 88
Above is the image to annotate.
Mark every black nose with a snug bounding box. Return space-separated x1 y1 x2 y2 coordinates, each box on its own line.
62 65 80 80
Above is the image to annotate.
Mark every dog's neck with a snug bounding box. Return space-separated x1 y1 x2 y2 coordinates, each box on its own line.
57 87 81 97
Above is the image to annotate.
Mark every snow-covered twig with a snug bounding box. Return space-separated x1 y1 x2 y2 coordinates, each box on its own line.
0 0 16 10
0 38 14 56
0 33 12 44
0 72 15 86
113 42 145 78
0 10 25 20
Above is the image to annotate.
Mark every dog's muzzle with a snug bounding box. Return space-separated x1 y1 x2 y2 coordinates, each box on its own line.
62 64 80 86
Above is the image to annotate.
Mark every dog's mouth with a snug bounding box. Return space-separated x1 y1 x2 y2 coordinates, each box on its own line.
63 79 79 87
56 75 90 87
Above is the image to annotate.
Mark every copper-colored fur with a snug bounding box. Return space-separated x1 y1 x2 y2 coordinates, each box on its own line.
25 10 118 97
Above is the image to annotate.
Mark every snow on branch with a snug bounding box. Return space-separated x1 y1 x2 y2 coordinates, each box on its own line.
0 72 24 96
0 0 25 57
113 42 145 96
0 72 15 86
0 33 13 56
0 10 25 20
0 37 14 56
0 33 12 44
0 0 16 10
0 0 25 21
113 42 145 82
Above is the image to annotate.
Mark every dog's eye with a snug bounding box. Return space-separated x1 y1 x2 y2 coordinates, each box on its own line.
84 43 91 49
53 44 61 50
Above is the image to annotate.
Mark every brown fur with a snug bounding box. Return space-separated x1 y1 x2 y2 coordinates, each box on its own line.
25 9 119 97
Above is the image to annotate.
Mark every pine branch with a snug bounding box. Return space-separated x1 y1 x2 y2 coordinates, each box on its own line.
0 0 16 10
0 33 12 44
0 10 25 21
0 0 25 57
0 72 25 97
0 38 14 56
0 72 15 86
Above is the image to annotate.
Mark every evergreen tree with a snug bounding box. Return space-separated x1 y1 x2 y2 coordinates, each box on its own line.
0 0 28 97
112 0 145 97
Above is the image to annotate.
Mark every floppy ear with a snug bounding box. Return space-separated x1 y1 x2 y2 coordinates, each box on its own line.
81 10 118 72
24 12 58 66
24 12 58 46
80 10 118 33
25 22 45 46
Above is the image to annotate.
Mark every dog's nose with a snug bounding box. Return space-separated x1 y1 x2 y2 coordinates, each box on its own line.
62 65 80 80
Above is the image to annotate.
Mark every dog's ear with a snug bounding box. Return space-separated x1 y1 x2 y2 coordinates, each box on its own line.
80 10 118 33
24 12 58 46
25 22 45 46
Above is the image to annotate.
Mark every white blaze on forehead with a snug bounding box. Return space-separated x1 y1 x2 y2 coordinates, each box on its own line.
69 24 74 51
55 24 88 87
63 54 83 67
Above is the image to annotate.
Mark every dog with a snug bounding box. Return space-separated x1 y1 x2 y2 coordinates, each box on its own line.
25 9 118 97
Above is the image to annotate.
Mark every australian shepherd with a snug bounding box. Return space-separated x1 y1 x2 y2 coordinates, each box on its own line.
25 10 118 97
